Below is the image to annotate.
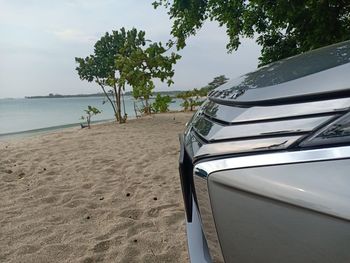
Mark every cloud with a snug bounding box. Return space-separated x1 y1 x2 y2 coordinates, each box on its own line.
52 29 97 44
0 1 260 98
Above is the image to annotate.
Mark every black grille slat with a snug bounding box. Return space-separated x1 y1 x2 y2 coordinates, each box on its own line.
192 114 333 143
202 98 350 125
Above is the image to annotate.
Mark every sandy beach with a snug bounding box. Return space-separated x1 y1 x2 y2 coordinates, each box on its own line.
0 112 192 263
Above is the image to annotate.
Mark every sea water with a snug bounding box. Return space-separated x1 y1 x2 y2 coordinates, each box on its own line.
0 96 183 136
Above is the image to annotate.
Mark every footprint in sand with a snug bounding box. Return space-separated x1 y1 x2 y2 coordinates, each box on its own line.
119 209 143 220
146 204 178 218
16 244 41 255
81 255 105 263
93 239 111 253
42 195 59 204
64 199 85 208
81 183 94 189
127 221 155 237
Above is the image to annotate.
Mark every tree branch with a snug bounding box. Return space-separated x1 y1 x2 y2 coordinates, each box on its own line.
96 78 117 116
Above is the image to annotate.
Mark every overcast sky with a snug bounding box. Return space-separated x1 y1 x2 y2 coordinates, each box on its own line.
0 0 261 98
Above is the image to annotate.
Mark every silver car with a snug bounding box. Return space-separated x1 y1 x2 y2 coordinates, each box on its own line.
179 40 350 263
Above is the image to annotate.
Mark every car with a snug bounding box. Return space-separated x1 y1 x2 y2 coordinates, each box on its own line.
179 40 350 263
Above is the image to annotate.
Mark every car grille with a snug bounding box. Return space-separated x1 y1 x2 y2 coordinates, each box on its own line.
184 97 350 161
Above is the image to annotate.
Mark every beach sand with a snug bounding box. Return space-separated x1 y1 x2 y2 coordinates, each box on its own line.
0 112 193 263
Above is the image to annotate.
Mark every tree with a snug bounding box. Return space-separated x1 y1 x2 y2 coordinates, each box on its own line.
76 28 180 123
81 106 101 128
152 94 172 113
132 82 154 114
177 90 203 111
121 40 181 115
153 1 350 65
177 91 190 111
75 30 128 123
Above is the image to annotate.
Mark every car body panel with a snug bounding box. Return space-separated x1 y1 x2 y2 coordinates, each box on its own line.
209 159 350 221
210 181 350 263
186 198 212 263
193 147 350 262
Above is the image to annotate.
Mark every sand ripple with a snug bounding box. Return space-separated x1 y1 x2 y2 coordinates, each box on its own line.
0 113 191 262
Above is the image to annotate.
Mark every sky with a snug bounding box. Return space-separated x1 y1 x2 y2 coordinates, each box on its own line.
0 0 261 98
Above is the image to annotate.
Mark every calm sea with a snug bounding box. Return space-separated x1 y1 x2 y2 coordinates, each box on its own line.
0 96 183 137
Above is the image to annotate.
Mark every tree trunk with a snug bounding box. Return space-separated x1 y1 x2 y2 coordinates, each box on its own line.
96 79 117 119
145 99 150 114
118 93 122 123
114 85 125 124
113 84 122 123
122 91 127 121
119 86 126 123
87 114 91 128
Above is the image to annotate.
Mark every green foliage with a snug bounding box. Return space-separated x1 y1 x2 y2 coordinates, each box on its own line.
177 89 202 111
75 29 133 123
152 94 172 113
85 105 101 115
81 106 101 128
115 30 181 115
132 82 155 114
75 27 181 123
132 82 154 101
153 0 350 65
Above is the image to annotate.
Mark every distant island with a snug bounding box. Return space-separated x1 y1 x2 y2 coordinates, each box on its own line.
25 93 105 99
25 90 183 99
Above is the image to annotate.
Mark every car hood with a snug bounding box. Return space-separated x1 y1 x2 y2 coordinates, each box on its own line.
210 40 350 106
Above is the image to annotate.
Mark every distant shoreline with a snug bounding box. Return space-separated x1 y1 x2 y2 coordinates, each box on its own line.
25 93 105 99
1 96 184 137
25 90 183 99
0 111 186 141
0 118 114 141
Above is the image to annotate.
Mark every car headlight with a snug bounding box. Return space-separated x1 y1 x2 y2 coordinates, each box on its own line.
300 112 350 147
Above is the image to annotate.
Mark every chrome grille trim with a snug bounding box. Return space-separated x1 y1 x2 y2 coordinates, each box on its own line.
194 146 350 177
194 176 225 263
193 135 301 160
186 198 212 263
192 115 331 142
194 145 350 177
202 98 350 124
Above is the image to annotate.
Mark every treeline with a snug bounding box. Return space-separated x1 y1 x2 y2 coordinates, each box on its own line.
131 75 229 114
25 90 185 99
25 93 105 99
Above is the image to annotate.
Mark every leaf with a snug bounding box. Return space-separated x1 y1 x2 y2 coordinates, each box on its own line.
155 0 350 65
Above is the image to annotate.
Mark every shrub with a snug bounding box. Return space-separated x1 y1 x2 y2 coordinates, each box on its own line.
152 94 172 113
